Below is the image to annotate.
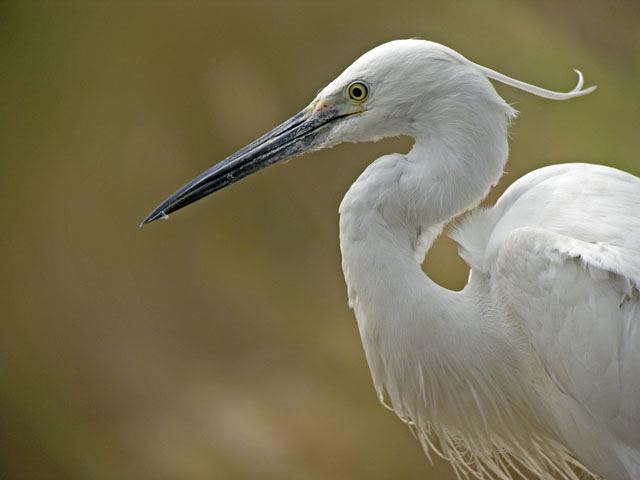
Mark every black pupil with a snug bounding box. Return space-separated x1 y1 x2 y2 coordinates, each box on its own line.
352 86 363 98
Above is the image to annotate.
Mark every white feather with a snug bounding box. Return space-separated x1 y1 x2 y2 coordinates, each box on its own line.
329 40 639 479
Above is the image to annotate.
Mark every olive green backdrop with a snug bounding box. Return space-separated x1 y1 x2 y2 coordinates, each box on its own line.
1 1 638 479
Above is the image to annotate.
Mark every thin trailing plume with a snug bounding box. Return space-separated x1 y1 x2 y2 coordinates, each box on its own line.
440 44 596 100
472 63 596 100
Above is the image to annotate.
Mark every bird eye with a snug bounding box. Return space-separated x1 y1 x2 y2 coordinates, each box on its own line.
347 81 369 103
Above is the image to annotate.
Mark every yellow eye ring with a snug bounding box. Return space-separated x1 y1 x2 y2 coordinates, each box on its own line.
347 81 369 103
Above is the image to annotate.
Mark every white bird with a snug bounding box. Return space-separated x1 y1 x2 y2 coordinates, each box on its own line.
142 40 640 480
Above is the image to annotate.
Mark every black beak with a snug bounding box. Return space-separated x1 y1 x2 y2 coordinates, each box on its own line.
141 106 348 226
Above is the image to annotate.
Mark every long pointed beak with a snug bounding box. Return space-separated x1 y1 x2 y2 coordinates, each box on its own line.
141 104 353 226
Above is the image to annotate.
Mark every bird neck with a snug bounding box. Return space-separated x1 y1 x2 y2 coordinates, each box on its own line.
338 100 511 347
340 93 512 271
337 121 509 344
337 103 529 457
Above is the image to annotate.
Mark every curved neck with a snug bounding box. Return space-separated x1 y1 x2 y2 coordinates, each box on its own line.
338 98 516 428
340 93 511 271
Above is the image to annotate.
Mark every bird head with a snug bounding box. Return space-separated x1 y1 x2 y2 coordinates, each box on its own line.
141 39 593 225
310 40 507 146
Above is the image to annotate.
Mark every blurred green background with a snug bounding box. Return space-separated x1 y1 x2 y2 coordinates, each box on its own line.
1 1 638 479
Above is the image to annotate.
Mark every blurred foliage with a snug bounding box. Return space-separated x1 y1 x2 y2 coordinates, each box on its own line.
0 1 638 479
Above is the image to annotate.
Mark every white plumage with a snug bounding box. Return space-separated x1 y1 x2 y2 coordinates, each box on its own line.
144 39 640 480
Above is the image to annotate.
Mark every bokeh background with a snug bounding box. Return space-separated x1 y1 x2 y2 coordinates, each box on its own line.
1 1 639 479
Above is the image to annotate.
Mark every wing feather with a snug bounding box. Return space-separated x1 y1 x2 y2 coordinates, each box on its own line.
454 164 640 474
496 226 640 437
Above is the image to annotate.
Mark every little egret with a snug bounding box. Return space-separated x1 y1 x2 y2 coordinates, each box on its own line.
143 40 640 479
